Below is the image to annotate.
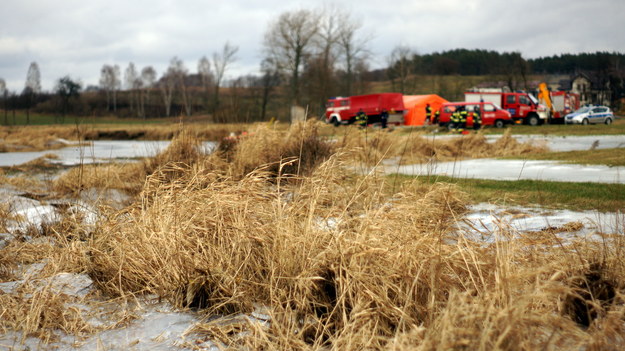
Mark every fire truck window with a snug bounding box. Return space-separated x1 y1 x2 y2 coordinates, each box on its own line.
444 107 452 113
519 96 529 105
506 95 516 104
340 100 348 106
484 104 495 112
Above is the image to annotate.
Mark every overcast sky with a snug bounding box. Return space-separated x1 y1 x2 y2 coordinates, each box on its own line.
1 0 624 92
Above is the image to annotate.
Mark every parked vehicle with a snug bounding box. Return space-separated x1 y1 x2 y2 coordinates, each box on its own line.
564 105 614 125
437 102 512 129
537 82 580 123
325 93 405 126
465 90 548 126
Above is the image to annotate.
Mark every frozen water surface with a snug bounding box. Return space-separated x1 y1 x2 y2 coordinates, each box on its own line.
378 134 625 183
390 158 625 183
462 203 623 242
0 140 217 167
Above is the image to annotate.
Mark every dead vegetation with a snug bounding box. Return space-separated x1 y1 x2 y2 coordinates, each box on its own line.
0 122 280 152
0 121 623 350
336 127 548 165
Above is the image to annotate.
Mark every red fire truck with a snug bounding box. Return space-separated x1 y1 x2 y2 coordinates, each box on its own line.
325 93 405 126
465 90 548 126
537 87 580 124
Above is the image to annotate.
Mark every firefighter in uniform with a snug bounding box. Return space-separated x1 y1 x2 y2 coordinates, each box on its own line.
425 104 432 125
450 108 459 132
458 106 468 133
380 109 389 129
434 109 440 125
472 106 482 130
355 109 367 128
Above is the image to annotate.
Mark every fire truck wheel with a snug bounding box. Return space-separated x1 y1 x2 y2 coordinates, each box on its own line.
527 115 539 126
494 120 505 128
331 117 340 127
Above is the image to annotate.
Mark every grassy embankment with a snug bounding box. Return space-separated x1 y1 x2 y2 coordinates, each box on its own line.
1 121 623 350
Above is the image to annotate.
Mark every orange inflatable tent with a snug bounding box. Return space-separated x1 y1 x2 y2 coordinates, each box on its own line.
403 94 449 126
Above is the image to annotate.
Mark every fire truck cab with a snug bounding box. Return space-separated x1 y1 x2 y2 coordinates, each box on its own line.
465 90 548 126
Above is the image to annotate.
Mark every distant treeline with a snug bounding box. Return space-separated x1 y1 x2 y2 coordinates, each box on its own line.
529 52 625 74
2 44 624 124
396 49 625 76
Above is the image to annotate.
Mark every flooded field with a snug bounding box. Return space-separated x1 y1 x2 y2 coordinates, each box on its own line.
1 125 623 350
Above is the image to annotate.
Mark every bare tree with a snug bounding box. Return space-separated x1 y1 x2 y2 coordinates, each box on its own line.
351 58 371 95
337 15 370 96
172 57 191 116
387 45 414 94
125 62 142 116
0 78 7 125
140 66 156 118
56 76 81 123
259 58 280 121
197 56 213 112
263 9 321 106
100 64 121 113
307 6 341 113
23 62 41 124
212 42 238 113
160 57 187 117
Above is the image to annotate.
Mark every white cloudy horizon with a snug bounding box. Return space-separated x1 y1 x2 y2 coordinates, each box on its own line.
1 0 623 92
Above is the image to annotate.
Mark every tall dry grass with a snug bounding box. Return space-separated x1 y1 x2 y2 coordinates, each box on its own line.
0 122 285 152
216 120 336 179
52 128 205 196
85 144 624 349
53 120 335 197
336 127 548 165
1 121 623 349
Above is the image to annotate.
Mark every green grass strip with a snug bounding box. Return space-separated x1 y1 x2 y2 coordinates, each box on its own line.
501 148 625 167
389 174 625 212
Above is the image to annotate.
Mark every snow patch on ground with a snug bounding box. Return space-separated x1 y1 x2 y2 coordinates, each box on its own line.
460 203 623 242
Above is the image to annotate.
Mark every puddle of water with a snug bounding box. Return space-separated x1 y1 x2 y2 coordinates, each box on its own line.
389 158 625 183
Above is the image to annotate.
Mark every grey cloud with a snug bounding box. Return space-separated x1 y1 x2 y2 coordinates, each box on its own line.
0 0 623 91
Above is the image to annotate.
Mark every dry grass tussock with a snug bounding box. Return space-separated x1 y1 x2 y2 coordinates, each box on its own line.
0 122 283 152
2 121 624 349
336 127 548 165
215 120 336 179
53 120 335 197
85 150 624 349
52 128 205 196
80 122 279 142
0 171 47 193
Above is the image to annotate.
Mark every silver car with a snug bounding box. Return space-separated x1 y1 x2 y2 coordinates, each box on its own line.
565 105 614 125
